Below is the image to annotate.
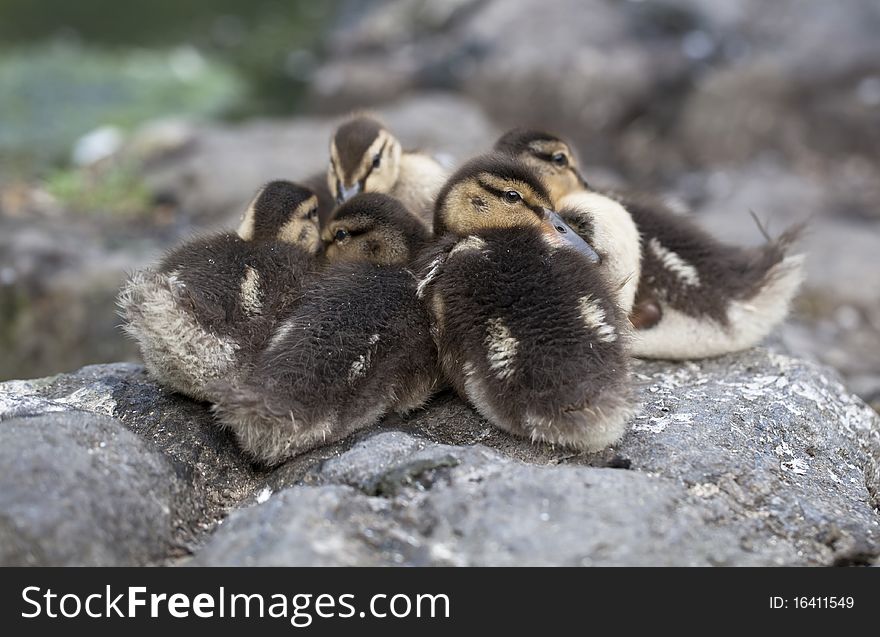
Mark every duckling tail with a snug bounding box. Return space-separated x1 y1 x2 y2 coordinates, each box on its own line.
727 224 806 349
631 222 806 360
117 269 239 401
209 381 334 466
524 381 639 452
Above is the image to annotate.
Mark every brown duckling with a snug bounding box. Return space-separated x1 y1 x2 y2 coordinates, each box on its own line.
211 193 439 465
495 128 804 359
118 180 321 401
321 114 448 228
416 153 636 451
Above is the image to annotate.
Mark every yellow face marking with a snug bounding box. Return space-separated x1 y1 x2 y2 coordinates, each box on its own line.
322 214 409 266
438 172 553 236
293 195 319 220
327 130 402 197
516 140 584 205
478 173 552 210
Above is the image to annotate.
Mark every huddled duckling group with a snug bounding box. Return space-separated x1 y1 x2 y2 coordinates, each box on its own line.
119 114 804 465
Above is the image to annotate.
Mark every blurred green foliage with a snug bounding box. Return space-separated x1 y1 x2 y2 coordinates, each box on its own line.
45 160 152 218
0 0 341 177
0 45 243 176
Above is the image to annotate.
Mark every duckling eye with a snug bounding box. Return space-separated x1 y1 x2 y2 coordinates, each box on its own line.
334 228 349 242
503 190 522 204
307 207 318 220
372 153 382 169
551 152 568 167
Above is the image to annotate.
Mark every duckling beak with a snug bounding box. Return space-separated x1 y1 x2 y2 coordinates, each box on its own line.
541 208 600 263
336 183 361 204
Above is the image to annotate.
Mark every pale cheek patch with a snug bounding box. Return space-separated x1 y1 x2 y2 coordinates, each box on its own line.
649 238 701 287
485 317 518 380
239 266 262 316
578 294 617 343
449 235 487 257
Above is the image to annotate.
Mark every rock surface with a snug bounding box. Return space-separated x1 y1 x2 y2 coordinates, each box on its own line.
2 349 878 566
0 412 188 566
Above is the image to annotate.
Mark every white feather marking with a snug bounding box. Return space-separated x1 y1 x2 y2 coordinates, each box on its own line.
239 266 262 316
578 295 617 343
266 319 295 352
416 256 443 299
449 235 487 256
649 238 701 287
348 334 380 383
631 255 805 359
348 355 368 383
485 318 518 379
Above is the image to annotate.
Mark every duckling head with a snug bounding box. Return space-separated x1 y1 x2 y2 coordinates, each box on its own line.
327 115 403 204
237 180 321 254
494 128 587 204
433 153 599 263
322 193 429 266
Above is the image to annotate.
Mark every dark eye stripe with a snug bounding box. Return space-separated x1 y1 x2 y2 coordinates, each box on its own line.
477 179 508 201
477 179 544 216
360 140 388 185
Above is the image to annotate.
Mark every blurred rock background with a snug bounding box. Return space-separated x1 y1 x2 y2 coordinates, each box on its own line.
1 0 878 412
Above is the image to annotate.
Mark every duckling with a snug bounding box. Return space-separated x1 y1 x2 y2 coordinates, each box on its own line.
118 180 321 401
417 153 636 451
323 114 448 228
322 192 430 266
211 193 439 465
494 128 805 359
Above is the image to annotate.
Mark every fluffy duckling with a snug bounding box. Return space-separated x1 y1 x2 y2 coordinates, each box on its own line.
118 181 321 401
417 153 636 451
494 128 805 359
322 192 430 266
323 115 447 228
211 193 439 465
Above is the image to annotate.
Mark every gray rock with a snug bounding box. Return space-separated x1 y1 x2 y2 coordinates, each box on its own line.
2 349 877 566
0 363 265 557
193 349 880 567
313 0 695 168
0 412 187 566
0 215 151 381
